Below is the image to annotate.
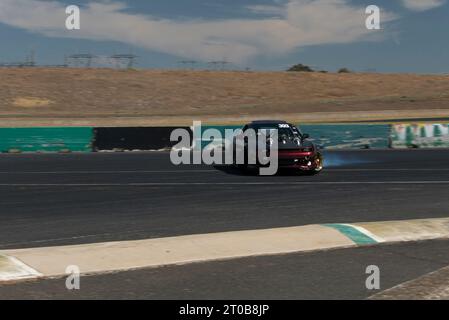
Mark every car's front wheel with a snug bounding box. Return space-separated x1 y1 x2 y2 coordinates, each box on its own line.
302 154 323 175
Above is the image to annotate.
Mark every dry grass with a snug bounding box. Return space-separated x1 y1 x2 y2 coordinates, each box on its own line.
1 68 449 126
12 97 53 108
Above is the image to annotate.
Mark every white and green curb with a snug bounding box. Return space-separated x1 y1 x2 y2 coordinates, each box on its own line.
1 218 449 283
323 224 384 245
328 218 449 243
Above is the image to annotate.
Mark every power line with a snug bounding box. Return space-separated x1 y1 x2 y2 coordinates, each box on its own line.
208 60 230 70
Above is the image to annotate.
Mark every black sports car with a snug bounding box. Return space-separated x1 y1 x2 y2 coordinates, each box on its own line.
233 120 323 174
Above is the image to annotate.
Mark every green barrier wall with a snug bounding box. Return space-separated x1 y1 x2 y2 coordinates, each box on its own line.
0 127 93 153
2 123 433 153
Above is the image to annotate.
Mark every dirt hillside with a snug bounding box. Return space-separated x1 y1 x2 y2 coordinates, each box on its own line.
1 68 449 126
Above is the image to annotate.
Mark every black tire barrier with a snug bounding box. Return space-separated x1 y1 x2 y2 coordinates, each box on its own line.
92 127 192 151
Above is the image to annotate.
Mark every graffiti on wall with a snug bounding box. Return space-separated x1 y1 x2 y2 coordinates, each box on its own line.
391 124 449 148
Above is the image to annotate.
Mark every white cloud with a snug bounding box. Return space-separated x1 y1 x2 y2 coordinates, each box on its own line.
246 4 286 16
401 0 446 11
0 0 397 63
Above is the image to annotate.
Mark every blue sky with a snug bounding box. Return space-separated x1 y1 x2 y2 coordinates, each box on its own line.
0 0 448 72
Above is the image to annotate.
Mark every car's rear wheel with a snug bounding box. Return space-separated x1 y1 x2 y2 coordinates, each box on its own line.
233 146 250 173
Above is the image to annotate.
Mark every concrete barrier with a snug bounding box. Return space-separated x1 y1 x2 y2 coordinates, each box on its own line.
93 127 192 151
201 124 391 150
0 127 93 153
391 123 449 148
3 123 448 154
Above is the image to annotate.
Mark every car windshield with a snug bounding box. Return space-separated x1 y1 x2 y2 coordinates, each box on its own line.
259 127 296 139
246 124 301 140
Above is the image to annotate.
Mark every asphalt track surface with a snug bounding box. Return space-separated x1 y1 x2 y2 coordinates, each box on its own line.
1 149 449 250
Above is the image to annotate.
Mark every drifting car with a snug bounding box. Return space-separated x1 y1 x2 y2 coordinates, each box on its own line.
233 120 323 174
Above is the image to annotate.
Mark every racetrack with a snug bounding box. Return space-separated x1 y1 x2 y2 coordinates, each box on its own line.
1 149 449 250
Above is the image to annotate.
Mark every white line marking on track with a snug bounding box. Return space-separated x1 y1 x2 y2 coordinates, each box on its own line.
0 168 448 175
0 170 215 174
326 168 449 172
2 181 449 186
0 229 151 249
